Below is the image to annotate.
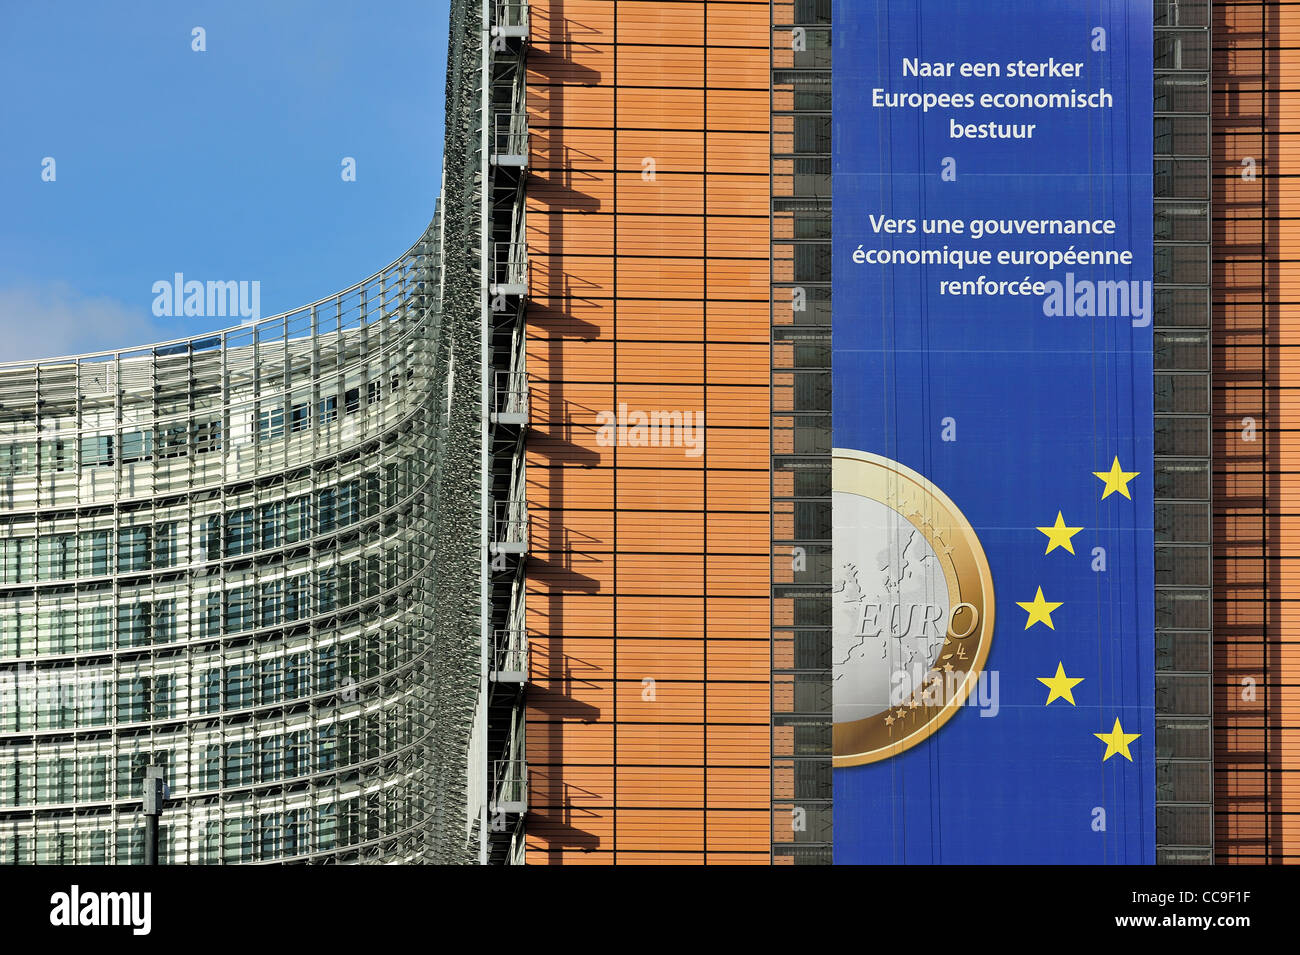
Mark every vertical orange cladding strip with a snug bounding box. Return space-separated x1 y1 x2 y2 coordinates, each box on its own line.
523 0 773 864
1213 1 1300 862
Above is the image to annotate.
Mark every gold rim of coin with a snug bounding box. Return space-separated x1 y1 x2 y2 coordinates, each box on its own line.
833 449 995 767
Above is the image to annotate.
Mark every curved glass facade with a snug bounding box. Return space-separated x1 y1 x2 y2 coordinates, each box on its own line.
0 218 461 863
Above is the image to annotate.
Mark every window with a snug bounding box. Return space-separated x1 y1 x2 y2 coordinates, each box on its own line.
259 659 282 704
290 402 311 433
256 407 285 442
78 756 108 801
222 817 255 863
795 0 830 24
384 463 399 508
316 488 336 534
316 645 337 693
259 502 284 550
37 534 76 581
78 606 110 653
316 568 336 614
258 733 282 780
35 677 77 730
117 526 152 573
224 664 252 709
316 803 336 851
36 759 74 805
318 395 338 424
259 580 282 627
1 537 33 584
152 674 175 719
79 435 113 467
340 799 360 847
76 830 108 865
199 745 220 791
284 574 310 621
284 809 306 856
154 522 180 568
115 826 144 865
37 607 76 654
116 678 147 722
223 740 253 787
194 417 222 454
159 424 188 458
0 443 34 476
337 481 359 527
41 440 71 472
75 533 105 580
794 244 831 283
794 114 831 153
344 387 360 414
81 673 109 727
224 587 254 633
366 378 383 405
260 813 282 861
0 760 23 807
116 602 151 649
317 723 336 771
152 599 177 645
119 430 153 464
200 593 221 639
342 643 363 686
225 508 255 557
35 832 76 864
285 495 311 544
284 653 310 700
338 717 361 765
338 560 361 607
285 731 310 778
196 670 219 712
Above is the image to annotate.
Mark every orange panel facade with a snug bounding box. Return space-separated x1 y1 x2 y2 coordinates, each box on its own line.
523 0 773 863
1213 0 1300 863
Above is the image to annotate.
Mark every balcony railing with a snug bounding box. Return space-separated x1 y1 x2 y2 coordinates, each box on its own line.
492 499 527 554
491 241 527 296
492 367 528 425
492 628 528 682
491 758 528 814
492 112 528 167
493 0 529 39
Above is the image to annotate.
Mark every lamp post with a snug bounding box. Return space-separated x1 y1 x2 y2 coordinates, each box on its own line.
143 766 167 865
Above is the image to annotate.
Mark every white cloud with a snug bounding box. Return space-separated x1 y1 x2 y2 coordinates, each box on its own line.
0 282 173 364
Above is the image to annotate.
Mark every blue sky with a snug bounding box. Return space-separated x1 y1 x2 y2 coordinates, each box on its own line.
0 0 449 361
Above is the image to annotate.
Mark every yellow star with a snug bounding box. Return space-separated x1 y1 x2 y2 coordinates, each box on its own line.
1093 456 1139 500
1037 511 1083 555
1037 662 1084 705
1094 718 1141 761
1016 586 1062 630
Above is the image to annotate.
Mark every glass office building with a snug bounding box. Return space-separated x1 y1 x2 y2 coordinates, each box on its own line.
0 0 1289 867
0 219 463 863
0 0 493 864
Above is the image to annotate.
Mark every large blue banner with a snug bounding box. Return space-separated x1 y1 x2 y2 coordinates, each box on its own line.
831 0 1154 863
